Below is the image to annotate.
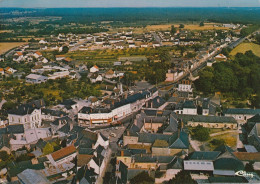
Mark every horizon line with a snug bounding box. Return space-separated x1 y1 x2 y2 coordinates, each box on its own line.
1 6 260 9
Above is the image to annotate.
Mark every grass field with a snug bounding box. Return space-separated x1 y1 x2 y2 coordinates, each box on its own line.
230 42 260 57
0 42 27 55
109 23 229 34
146 23 229 31
209 132 238 150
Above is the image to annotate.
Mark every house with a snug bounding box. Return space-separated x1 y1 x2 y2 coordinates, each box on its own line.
90 72 103 83
215 54 227 61
8 105 42 129
41 109 67 121
105 69 115 79
0 68 4 75
174 100 197 115
17 169 50 184
178 114 237 129
47 145 77 166
55 55 66 61
34 51 42 59
5 67 17 74
223 108 260 122
25 74 48 84
178 80 192 92
10 127 51 150
184 151 220 171
90 65 99 73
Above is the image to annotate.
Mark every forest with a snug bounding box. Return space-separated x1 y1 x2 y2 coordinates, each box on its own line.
195 51 260 108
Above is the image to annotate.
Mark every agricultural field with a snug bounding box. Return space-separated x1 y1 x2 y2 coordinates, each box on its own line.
0 42 27 55
146 23 230 31
230 42 260 57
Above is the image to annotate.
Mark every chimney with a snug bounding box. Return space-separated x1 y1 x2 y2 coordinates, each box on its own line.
127 130 130 136
124 93 128 99
157 98 160 103
134 119 137 126
112 100 115 106
59 120 62 128
121 150 124 157
151 102 153 108
146 101 148 108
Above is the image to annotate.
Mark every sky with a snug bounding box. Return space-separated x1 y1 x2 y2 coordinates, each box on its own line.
0 0 260 8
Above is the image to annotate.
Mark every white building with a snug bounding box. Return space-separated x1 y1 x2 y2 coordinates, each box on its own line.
26 74 48 84
178 80 192 93
8 106 42 129
90 65 99 73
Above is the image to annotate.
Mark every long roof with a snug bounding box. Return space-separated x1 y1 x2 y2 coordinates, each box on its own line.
178 114 237 124
51 145 76 161
223 108 260 115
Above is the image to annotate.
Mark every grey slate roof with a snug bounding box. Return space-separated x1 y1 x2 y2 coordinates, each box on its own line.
168 131 189 149
189 151 221 160
248 114 260 123
164 113 178 133
7 124 24 134
138 133 172 144
223 108 260 115
178 114 237 124
214 158 244 171
8 105 38 115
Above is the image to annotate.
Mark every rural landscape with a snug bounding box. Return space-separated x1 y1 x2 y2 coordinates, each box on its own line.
0 1 260 184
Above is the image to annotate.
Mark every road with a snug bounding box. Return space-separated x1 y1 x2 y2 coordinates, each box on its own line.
152 32 162 46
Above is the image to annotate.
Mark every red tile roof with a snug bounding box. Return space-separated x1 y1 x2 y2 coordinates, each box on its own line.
35 51 42 56
51 145 76 161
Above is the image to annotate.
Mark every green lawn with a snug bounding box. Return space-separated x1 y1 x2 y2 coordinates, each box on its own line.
230 42 260 57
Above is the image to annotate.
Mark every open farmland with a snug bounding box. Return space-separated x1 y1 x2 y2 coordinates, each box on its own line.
146 23 230 31
0 42 27 55
230 42 260 57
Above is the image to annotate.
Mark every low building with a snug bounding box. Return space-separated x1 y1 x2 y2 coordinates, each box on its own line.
178 114 238 129
25 74 48 84
223 108 260 121
47 145 77 166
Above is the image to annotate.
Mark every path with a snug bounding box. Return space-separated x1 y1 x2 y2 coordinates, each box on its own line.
210 130 237 137
189 135 201 151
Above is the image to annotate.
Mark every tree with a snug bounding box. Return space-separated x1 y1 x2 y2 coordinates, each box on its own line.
43 143 54 155
179 24 185 29
199 22 204 27
171 25 177 35
0 151 9 161
245 162 254 172
194 67 215 94
62 46 69 53
168 170 196 184
130 171 154 184
192 125 210 141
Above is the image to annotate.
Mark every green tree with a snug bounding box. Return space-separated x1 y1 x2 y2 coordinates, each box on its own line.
62 46 69 53
0 151 9 161
245 162 255 172
179 24 185 29
199 22 204 27
171 25 177 35
168 170 196 184
130 171 154 184
192 125 210 141
194 67 215 94
43 143 54 155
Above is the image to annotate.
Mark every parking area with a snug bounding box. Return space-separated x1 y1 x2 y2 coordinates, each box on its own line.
97 126 126 143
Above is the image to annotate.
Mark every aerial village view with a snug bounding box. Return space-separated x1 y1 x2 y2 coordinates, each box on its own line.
0 0 260 183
